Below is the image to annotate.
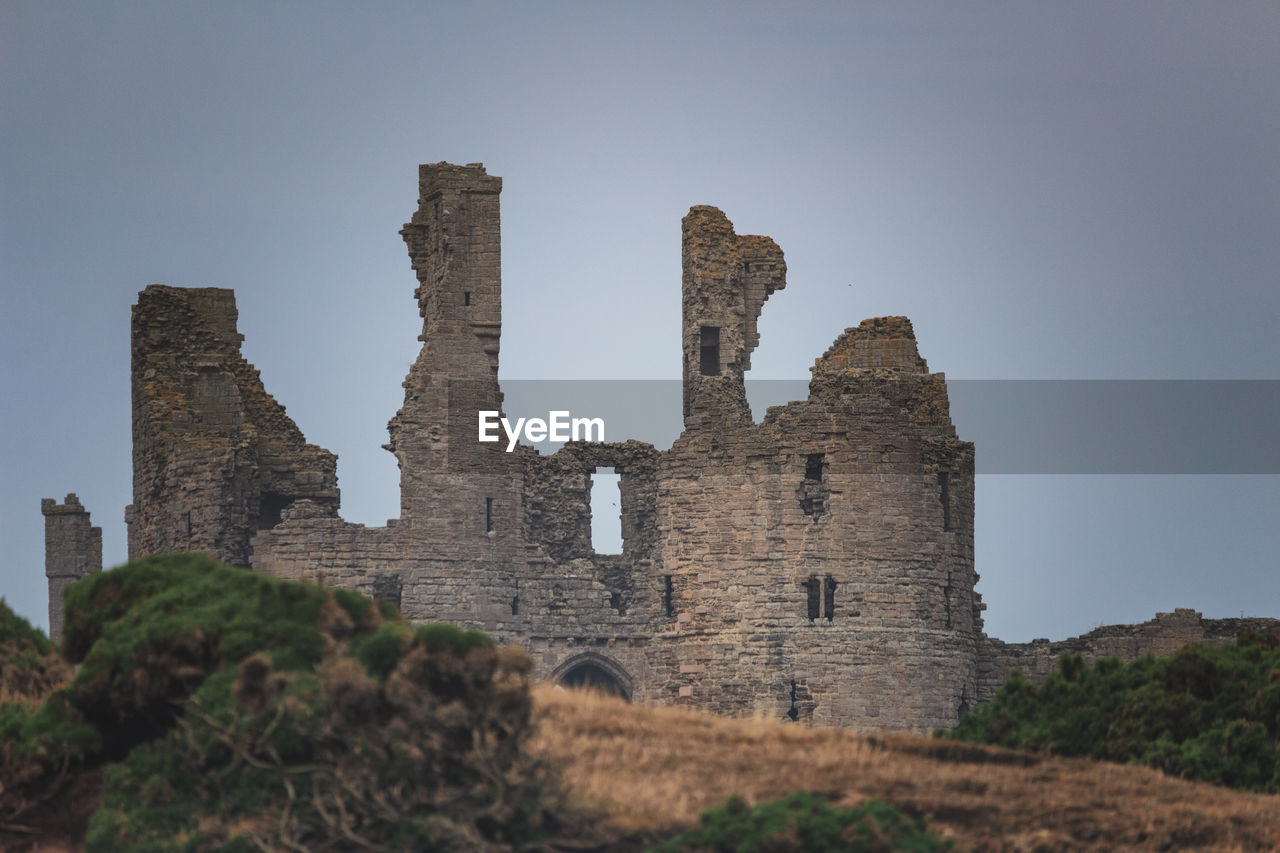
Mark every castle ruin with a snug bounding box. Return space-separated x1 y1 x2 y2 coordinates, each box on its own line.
43 163 1278 731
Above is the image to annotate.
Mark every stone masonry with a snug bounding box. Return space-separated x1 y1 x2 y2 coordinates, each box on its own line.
43 163 1279 730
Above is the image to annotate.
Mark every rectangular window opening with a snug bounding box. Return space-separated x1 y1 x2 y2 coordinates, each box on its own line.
663 575 675 617
805 453 824 482
823 575 837 621
699 326 720 376
589 467 622 554
938 472 952 531
485 497 494 533
463 291 471 306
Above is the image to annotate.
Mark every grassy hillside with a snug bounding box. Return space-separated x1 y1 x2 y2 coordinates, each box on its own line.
530 685 1280 851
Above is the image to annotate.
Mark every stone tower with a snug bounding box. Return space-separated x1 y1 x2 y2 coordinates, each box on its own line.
385 162 525 563
656 208 981 728
41 494 101 643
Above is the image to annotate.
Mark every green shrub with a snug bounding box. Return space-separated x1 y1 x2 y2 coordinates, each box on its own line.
0 599 70 707
3 553 554 852
943 631 1280 792
647 791 952 853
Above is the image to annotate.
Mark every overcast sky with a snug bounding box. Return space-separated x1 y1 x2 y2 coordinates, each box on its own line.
2 1 1277 642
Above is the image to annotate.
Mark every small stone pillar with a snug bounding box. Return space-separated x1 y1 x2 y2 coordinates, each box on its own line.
42 493 102 644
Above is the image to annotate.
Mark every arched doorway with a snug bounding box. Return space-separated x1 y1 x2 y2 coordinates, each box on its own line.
551 653 632 701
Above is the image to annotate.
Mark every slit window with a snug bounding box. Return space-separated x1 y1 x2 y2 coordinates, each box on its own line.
805 575 821 621
939 472 952 531
485 497 494 533
699 326 720 376
463 291 471 306
663 575 675 617
823 575 837 621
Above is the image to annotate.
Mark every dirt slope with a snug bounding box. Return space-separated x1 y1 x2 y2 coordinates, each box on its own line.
530 684 1280 852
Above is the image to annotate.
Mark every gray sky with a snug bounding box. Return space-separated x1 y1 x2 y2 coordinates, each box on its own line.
2 1 1277 642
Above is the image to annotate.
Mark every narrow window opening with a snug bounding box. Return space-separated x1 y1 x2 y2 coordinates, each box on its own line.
805 453 824 482
786 680 799 721
939 472 952 531
589 467 622 554
805 575 821 621
511 579 519 615
485 497 494 533
663 575 675 617
699 326 720 376
823 575 837 622
463 291 471 306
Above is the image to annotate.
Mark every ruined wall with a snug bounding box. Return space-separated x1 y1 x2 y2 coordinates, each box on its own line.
126 285 338 567
41 494 101 643
976 609 1280 702
250 164 657 702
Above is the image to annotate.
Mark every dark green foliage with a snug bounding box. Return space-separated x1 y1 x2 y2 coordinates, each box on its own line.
1 598 56 657
415 620 496 654
4 554 553 852
647 792 952 853
0 600 70 707
943 631 1280 792
0 602 86 822
352 621 410 679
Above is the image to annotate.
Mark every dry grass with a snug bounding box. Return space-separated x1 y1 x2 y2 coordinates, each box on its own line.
530 683 1280 852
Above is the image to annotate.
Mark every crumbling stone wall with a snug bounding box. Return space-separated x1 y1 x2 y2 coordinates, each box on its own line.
43 161 1273 732
976 609 1280 702
125 285 338 567
681 206 785 427
41 494 101 643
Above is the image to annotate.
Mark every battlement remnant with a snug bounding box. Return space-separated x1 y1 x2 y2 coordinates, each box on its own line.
126 284 339 567
681 205 786 427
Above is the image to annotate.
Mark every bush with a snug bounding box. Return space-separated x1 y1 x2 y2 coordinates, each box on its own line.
0 599 70 708
943 631 1280 792
0 602 84 830
647 791 952 853
3 554 555 852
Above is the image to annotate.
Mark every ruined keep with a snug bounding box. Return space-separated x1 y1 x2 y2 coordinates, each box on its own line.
42 163 1279 731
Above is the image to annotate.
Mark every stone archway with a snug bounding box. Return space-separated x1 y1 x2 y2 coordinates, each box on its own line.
551 653 633 701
